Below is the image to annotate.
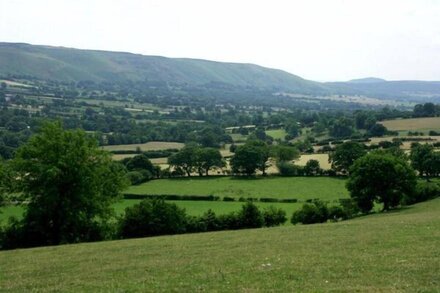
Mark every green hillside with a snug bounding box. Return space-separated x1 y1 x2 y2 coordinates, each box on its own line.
0 42 325 93
1 198 438 291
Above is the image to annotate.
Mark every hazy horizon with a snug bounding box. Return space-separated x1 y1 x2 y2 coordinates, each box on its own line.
1 0 440 82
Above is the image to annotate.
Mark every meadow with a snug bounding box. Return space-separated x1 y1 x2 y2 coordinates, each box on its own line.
0 199 302 225
102 141 184 152
1 198 438 291
380 117 440 131
126 176 348 200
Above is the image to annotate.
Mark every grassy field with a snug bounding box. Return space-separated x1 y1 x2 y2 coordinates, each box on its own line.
265 129 287 140
102 141 184 152
294 153 331 170
380 117 440 131
127 176 348 200
0 200 301 225
1 198 438 291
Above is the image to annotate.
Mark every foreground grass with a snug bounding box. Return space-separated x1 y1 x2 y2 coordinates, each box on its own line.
127 176 349 200
0 199 439 291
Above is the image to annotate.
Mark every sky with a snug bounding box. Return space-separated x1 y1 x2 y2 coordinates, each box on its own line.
1 0 440 81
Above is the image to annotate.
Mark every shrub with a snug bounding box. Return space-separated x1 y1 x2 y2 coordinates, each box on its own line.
222 196 235 202
259 197 279 202
277 162 304 176
185 216 207 233
217 212 241 230
403 181 440 205
237 202 264 228
263 206 287 227
338 198 360 219
328 205 346 221
291 200 329 225
118 199 188 239
200 209 221 231
126 171 148 185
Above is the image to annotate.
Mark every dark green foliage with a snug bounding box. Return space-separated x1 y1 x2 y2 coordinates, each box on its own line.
291 200 329 225
410 143 440 177
2 122 128 248
329 141 367 174
328 205 347 221
125 154 154 173
368 123 387 137
118 199 188 239
263 206 287 227
272 145 300 162
237 202 264 228
403 181 440 205
304 159 321 176
347 152 417 212
230 142 269 176
276 161 304 176
126 170 151 185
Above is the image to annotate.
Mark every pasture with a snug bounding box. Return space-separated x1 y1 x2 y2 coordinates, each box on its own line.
103 141 184 152
0 200 301 225
126 176 348 200
380 117 440 131
265 129 287 139
1 198 438 291
294 153 331 170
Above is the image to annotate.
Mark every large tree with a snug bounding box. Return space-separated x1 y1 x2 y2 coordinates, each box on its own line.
230 144 265 176
346 152 416 212
196 148 225 176
329 141 366 174
410 143 440 178
4 122 128 248
168 144 199 177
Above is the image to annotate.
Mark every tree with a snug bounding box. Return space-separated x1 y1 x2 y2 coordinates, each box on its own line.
368 123 387 137
272 145 300 162
168 144 199 177
125 154 154 173
410 143 440 178
230 144 263 176
231 140 270 176
4 122 128 248
304 159 321 176
346 152 417 212
330 118 354 138
197 148 225 176
329 141 366 174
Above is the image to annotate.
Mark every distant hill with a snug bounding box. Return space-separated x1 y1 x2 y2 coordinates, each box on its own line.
348 77 386 83
1 42 440 102
0 42 326 94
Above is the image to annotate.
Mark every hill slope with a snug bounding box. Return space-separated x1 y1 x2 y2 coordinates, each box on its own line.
0 42 325 93
1 198 439 291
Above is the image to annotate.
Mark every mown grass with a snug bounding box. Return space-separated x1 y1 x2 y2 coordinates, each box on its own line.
127 176 348 200
0 200 302 225
0 198 438 291
380 117 440 131
265 129 287 139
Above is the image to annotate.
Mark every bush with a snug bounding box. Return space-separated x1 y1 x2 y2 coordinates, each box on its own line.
126 171 148 185
291 200 329 225
222 196 235 202
338 198 360 219
118 199 188 239
328 205 346 221
263 206 287 227
277 162 304 176
259 197 279 202
403 181 440 205
217 213 241 230
237 202 264 228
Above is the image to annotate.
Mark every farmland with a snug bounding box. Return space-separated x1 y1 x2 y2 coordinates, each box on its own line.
102 141 184 152
1 198 438 291
380 117 440 131
0 200 302 224
126 176 348 200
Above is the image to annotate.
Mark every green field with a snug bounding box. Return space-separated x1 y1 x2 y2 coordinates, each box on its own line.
127 176 348 200
380 117 440 131
265 129 287 139
0 200 301 225
1 198 438 291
